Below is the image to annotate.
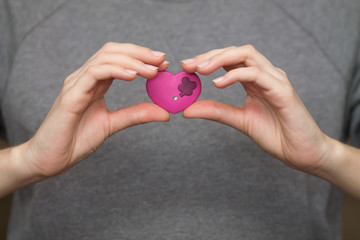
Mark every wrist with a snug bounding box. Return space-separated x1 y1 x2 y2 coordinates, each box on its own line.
311 136 350 185
0 142 43 198
10 142 45 187
308 135 341 180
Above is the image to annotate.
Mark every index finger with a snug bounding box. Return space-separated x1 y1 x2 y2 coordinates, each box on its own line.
186 45 276 76
72 42 167 84
91 42 167 66
181 46 236 73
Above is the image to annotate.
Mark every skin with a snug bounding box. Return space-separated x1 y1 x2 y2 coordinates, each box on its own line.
181 45 360 199
0 42 171 198
0 43 359 200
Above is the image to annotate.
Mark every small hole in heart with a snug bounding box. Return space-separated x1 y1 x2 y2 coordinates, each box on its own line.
173 96 178 101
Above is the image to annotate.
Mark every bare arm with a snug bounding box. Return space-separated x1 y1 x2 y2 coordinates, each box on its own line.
322 138 360 199
0 144 38 198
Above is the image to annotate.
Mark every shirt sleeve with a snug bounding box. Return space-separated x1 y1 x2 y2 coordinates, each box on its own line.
344 48 360 147
0 0 15 137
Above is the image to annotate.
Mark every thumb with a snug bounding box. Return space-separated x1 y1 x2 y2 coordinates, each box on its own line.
183 99 244 130
108 102 170 135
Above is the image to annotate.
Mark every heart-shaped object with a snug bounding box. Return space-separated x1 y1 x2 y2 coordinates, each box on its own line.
146 71 201 114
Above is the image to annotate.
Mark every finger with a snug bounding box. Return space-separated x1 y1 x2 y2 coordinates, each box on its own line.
212 67 296 109
64 68 82 84
194 45 279 77
212 67 282 92
84 52 160 79
91 42 166 67
108 102 170 134
69 64 135 102
158 60 170 71
58 64 137 114
76 43 166 81
183 99 244 131
181 46 236 73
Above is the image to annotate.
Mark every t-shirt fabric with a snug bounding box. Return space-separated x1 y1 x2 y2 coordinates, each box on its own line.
1 0 360 239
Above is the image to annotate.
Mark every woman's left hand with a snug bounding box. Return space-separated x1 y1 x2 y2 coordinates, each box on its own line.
181 45 332 175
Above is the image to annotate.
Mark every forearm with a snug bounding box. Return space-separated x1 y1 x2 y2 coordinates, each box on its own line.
0 142 41 198
314 136 360 199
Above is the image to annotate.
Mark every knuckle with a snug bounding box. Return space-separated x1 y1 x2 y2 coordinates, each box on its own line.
275 67 284 73
243 44 260 57
64 75 73 84
193 56 200 62
227 45 238 50
208 48 222 55
244 44 256 52
276 82 296 100
123 42 135 48
96 51 108 60
277 67 288 78
84 65 98 76
102 41 116 50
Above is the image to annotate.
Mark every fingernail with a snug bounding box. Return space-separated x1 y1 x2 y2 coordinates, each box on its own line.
181 58 195 64
163 60 170 65
197 60 210 68
212 76 224 83
125 69 137 75
144 64 158 70
150 51 166 57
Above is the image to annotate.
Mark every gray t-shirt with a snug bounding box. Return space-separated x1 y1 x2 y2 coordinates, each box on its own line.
1 0 360 239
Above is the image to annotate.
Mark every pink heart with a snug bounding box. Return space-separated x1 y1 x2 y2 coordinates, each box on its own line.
146 71 202 114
